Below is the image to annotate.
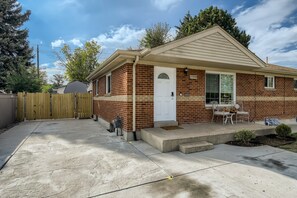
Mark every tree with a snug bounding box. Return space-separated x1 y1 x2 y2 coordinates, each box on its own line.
176 6 251 48
0 0 34 89
140 22 171 48
6 65 42 93
41 84 54 93
56 41 101 82
51 74 64 88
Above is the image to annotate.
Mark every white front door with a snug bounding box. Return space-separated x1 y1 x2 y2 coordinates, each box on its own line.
154 66 176 121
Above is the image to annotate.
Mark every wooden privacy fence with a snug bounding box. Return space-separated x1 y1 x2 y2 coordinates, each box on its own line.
17 92 92 121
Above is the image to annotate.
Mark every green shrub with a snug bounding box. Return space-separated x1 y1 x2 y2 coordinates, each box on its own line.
275 124 292 138
234 130 256 144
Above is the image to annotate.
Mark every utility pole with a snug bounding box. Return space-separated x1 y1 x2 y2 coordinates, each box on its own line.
37 45 40 78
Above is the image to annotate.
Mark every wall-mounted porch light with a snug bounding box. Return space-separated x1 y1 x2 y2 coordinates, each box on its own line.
184 67 188 75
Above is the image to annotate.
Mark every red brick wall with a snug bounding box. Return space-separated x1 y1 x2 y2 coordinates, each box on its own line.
93 64 132 131
93 100 132 131
135 64 154 130
93 64 297 132
237 73 297 121
176 68 212 124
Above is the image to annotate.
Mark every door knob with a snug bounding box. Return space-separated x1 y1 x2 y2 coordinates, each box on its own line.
171 92 174 97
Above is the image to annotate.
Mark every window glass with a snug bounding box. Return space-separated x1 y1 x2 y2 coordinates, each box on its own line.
220 74 234 104
205 73 234 105
294 80 297 89
107 75 111 93
206 74 219 104
106 74 111 94
158 73 170 79
265 76 274 88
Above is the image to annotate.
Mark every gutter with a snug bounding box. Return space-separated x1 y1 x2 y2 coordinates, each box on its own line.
132 55 139 140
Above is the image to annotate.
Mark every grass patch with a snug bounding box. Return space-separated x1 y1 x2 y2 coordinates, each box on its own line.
279 133 297 153
279 142 297 153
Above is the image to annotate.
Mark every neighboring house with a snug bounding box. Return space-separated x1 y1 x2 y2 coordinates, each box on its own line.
87 83 93 93
54 86 65 94
61 81 87 94
87 26 297 141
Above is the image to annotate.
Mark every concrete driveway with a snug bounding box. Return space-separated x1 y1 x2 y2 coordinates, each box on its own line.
0 119 297 197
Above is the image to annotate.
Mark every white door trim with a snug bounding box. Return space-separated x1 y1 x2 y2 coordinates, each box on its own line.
154 66 176 122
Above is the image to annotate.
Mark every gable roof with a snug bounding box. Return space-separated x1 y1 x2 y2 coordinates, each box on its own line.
87 26 297 80
146 26 266 69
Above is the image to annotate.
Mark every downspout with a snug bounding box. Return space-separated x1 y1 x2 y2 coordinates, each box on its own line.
132 55 139 140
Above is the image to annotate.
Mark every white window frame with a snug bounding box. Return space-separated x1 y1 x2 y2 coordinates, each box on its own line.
294 78 297 90
106 73 111 94
95 79 99 96
264 76 275 89
205 71 236 107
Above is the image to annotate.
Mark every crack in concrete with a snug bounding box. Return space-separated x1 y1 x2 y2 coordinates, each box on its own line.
87 149 287 197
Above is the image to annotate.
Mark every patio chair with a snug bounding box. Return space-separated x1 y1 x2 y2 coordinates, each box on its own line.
234 103 249 123
211 101 231 124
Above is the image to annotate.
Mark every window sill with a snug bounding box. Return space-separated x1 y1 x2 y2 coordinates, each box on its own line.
205 104 234 109
105 93 111 97
264 87 276 91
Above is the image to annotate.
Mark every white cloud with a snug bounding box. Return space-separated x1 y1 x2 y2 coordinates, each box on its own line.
69 38 83 47
51 39 65 48
166 27 177 42
91 25 145 61
151 0 182 10
53 60 64 67
39 63 49 70
236 0 297 67
40 61 65 82
59 0 80 8
231 5 244 15
92 25 145 46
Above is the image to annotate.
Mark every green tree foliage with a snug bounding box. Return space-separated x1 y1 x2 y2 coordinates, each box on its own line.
41 84 54 93
56 41 101 82
140 22 171 48
50 74 64 88
6 65 42 93
0 0 34 89
176 7 251 48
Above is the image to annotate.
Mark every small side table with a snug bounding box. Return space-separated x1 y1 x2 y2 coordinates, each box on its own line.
224 113 234 124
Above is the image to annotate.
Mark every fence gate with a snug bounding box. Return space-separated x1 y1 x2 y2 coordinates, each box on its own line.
26 93 51 120
17 92 92 121
52 93 75 119
76 93 92 119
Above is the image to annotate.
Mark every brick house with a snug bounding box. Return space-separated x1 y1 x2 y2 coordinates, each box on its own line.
87 26 297 141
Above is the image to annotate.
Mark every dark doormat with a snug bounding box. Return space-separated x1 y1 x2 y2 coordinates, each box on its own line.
161 126 183 130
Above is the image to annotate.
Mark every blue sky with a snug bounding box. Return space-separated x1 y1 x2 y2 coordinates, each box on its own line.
18 0 297 82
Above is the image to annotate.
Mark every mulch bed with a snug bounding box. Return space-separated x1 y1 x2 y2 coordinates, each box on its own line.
161 126 183 130
255 134 296 147
226 134 296 147
226 140 262 147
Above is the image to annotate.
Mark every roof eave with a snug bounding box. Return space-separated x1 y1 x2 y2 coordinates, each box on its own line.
87 50 141 81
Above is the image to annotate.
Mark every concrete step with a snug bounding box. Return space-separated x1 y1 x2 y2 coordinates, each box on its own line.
179 141 214 154
154 120 178 128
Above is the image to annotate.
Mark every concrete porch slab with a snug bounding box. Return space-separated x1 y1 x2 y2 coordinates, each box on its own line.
141 122 280 153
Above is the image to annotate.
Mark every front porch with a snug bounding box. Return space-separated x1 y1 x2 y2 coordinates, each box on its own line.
141 122 283 153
